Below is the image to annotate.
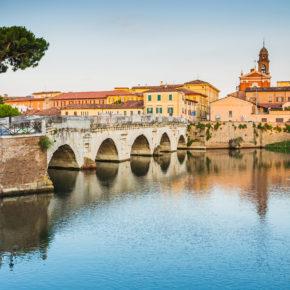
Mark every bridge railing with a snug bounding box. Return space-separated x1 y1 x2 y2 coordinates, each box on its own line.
0 117 44 136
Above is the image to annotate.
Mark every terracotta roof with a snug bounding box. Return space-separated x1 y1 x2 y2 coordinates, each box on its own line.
184 79 209 85
24 107 61 116
131 84 182 90
5 97 45 102
51 90 134 100
33 91 61 95
61 100 144 110
210 95 256 106
176 88 207 97
144 87 181 93
246 86 290 92
258 103 282 109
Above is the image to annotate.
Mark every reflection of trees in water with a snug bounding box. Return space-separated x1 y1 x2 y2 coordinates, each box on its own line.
0 194 52 269
130 157 150 177
48 169 78 198
229 150 244 160
154 154 171 173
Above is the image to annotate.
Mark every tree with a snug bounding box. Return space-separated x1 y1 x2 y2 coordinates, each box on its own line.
0 104 20 118
0 26 49 73
0 95 3 104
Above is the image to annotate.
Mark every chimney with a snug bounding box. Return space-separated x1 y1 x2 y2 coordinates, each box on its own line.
160 81 163 86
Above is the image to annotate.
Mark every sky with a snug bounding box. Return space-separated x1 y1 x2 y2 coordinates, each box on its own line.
1 0 290 97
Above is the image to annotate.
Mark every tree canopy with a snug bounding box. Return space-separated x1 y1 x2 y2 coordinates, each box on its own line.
0 95 3 104
0 104 20 118
0 26 49 73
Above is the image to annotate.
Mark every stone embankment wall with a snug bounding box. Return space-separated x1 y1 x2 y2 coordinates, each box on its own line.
0 136 53 196
187 122 290 149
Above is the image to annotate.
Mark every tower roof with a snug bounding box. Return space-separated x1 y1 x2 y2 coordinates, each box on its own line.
259 46 268 55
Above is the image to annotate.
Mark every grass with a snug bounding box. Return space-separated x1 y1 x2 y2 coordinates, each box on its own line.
265 141 290 153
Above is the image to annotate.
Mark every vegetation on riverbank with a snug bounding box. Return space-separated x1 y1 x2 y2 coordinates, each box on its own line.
265 141 290 153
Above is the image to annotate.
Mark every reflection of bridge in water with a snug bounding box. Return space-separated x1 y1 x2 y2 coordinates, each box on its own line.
1 150 289 268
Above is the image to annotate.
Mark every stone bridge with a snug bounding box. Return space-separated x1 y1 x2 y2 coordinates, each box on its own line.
46 115 188 169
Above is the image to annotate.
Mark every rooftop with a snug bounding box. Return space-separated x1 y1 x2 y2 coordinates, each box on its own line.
61 100 144 110
51 90 134 100
246 86 290 92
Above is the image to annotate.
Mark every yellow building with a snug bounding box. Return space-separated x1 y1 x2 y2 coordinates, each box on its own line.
61 100 144 116
277 81 290 87
107 90 143 104
182 80 220 103
143 88 197 121
129 80 219 120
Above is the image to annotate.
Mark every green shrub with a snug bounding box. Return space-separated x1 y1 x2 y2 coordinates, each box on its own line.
39 136 53 152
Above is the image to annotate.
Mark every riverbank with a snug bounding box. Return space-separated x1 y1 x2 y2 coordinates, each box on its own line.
187 122 290 149
265 141 290 153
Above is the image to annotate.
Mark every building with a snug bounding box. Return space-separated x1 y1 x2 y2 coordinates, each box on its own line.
245 87 290 109
211 96 290 123
4 97 46 112
182 80 220 103
143 87 197 121
210 96 257 122
277 81 290 87
61 100 144 116
129 80 219 120
106 91 143 104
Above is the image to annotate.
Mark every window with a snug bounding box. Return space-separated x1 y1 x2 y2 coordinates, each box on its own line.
182 108 184 113
276 97 284 102
124 111 127 116
261 118 267 122
168 107 173 116
65 112 68 115
156 107 162 114
229 111 232 118
261 64 266 73
130 111 133 116
157 94 161 101
147 107 153 114
148 95 152 101
74 111 77 116
169 94 172 101
268 96 272 103
288 97 290 101
276 118 284 123
138 111 141 115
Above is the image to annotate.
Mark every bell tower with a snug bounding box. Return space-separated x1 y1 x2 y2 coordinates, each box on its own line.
258 43 270 75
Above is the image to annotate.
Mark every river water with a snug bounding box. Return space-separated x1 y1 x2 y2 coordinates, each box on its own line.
0 149 290 289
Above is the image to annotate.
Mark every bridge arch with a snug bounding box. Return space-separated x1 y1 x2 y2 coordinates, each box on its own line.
96 138 119 162
131 134 151 156
160 132 171 152
177 135 186 149
48 144 79 169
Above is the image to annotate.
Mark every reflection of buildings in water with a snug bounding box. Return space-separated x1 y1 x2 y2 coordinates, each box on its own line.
185 149 290 218
0 194 53 269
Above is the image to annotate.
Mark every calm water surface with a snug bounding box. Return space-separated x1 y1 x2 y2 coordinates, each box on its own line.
0 150 290 289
